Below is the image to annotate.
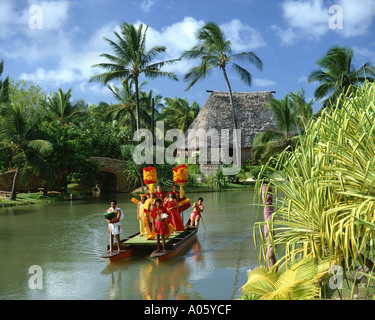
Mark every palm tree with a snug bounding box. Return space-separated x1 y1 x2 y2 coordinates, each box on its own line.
89 22 179 133
0 59 10 103
252 95 301 163
289 89 314 130
44 88 84 126
104 79 142 133
308 46 375 107
139 88 164 130
181 22 263 133
0 101 54 200
159 97 200 132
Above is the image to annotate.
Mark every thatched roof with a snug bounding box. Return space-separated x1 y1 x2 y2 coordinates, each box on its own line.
185 91 275 149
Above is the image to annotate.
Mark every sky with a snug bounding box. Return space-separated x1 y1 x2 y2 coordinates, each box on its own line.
1 0 375 113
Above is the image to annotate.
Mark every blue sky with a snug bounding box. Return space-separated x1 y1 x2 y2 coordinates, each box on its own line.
1 0 375 113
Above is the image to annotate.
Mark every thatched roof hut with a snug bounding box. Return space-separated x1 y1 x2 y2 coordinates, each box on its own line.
185 91 275 173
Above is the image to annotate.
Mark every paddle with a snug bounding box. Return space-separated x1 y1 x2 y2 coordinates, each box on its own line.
200 215 207 232
109 227 112 253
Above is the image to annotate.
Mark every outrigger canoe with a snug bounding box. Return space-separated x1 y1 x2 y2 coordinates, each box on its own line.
100 226 198 263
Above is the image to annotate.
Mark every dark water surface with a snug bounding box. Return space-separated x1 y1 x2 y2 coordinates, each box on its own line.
0 190 263 300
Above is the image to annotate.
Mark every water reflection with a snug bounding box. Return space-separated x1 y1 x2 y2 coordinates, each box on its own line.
101 239 206 300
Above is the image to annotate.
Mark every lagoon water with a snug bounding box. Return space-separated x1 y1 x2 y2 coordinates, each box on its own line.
0 190 263 300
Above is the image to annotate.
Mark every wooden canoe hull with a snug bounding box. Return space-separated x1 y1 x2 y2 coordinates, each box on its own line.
150 227 198 262
100 227 198 263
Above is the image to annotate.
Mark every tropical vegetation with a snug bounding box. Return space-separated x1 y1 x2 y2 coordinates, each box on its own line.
89 22 179 133
308 45 375 108
243 82 375 300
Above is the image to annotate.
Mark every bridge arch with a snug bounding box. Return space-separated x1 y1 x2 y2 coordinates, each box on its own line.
91 157 129 193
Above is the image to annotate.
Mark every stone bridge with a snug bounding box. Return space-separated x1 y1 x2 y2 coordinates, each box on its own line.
91 157 129 193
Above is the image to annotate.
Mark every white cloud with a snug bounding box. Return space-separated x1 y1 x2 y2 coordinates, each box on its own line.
273 0 375 45
18 16 266 88
339 0 375 37
140 0 159 12
221 19 266 51
253 78 277 87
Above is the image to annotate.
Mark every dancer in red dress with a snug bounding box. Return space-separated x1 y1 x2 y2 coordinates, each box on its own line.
151 199 168 252
164 192 185 232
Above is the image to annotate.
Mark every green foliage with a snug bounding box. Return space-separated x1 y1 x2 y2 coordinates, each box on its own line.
253 82 375 295
89 22 179 132
308 45 375 108
252 92 311 163
9 79 48 119
182 22 263 91
0 59 10 103
159 97 199 132
0 101 54 199
39 122 98 192
72 117 131 159
44 88 86 126
241 256 333 300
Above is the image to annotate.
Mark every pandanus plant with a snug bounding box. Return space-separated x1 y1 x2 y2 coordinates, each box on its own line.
249 82 375 299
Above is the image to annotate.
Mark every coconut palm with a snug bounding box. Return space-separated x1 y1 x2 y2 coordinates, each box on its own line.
159 97 200 132
89 22 179 133
181 22 263 133
289 89 314 129
44 88 85 126
0 101 54 200
308 46 375 108
103 79 145 133
0 59 10 103
139 88 164 131
252 95 300 163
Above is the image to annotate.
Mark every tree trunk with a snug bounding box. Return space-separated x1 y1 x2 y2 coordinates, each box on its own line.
222 67 241 166
151 98 155 145
9 163 21 201
135 76 141 135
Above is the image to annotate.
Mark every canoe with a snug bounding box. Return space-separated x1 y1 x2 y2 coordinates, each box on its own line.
149 226 198 263
100 227 198 263
100 232 140 263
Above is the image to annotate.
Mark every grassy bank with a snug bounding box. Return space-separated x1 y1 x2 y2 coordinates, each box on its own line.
0 192 66 207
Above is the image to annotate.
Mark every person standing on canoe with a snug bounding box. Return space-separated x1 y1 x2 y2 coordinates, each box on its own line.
165 192 184 232
144 192 156 239
106 200 124 253
151 199 168 252
137 194 147 236
189 198 204 228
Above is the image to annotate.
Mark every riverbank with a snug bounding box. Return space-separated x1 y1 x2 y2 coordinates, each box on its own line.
0 192 92 208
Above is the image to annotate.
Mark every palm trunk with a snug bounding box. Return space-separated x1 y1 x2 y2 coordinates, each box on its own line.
222 67 241 166
151 98 155 145
9 162 21 201
135 76 141 135
222 67 238 130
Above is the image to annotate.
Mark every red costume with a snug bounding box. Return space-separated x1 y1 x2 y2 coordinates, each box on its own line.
155 191 167 202
165 198 185 231
151 207 168 235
